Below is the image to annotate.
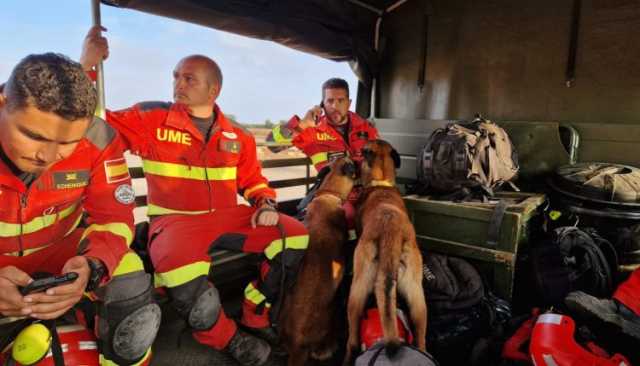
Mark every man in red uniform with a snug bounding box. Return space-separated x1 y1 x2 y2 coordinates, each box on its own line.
267 78 379 232
82 27 308 366
0 53 160 365
267 78 379 173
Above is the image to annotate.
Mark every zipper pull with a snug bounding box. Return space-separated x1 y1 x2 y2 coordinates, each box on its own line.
20 194 27 207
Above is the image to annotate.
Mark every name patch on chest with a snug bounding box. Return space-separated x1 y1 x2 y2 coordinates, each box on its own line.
156 128 192 146
53 170 90 189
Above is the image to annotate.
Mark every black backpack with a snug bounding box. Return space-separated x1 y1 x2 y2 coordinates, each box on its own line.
416 115 519 198
530 226 618 306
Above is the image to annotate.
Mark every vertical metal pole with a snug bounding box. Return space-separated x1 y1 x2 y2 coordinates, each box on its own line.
370 16 382 119
91 0 106 119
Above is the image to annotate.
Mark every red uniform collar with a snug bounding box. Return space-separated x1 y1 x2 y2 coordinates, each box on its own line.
165 103 234 133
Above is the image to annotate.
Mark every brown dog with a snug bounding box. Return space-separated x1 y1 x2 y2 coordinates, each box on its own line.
279 157 357 366
343 140 427 365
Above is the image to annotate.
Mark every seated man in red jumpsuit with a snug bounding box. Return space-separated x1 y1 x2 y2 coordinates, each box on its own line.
566 267 640 352
0 54 160 365
81 27 309 366
266 78 379 233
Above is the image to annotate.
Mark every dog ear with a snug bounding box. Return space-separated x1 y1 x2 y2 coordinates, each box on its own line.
341 161 357 178
315 165 331 184
391 148 401 169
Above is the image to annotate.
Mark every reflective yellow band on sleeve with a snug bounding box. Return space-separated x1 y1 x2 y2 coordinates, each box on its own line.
80 223 133 246
142 160 237 181
310 152 328 166
271 125 293 144
243 183 270 200
154 261 210 288
264 235 309 260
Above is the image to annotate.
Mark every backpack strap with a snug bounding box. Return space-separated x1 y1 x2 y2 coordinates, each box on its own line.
44 320 65 366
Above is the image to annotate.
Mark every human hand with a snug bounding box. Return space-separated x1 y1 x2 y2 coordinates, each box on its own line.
0 266 33 317
80 25 109 71
24 256 91 320
251 205 279 228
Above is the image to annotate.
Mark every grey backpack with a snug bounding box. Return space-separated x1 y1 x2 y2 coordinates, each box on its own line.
416 115 519 197
355 342 439 366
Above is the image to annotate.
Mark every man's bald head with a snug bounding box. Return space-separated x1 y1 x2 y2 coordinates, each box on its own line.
178 55 223 90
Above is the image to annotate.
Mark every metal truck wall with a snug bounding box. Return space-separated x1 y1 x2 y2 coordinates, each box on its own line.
373 0 640 167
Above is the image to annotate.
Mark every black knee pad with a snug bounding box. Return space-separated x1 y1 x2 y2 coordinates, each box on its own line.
167 276 222 331
97 271 161 365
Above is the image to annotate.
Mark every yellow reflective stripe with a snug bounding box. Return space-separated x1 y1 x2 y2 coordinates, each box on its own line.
142 160 236 181
147 203 211 216
206 166 237 180
100 348 151 366
264 235 309 260
112 252 145 276
80 223 133 246
3 211 83 256
244 282 271 306
272 125 293 144
243 183 270 200
0 204 79 238
310 152 328 166
154 261 210 288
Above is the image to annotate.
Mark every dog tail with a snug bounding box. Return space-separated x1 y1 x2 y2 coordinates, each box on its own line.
374 211 403 353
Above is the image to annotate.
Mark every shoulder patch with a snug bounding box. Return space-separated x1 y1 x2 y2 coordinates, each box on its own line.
114 183 136 205
85 116 116 150
137 101 172 112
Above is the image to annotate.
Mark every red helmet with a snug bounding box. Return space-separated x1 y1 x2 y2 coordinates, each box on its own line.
359 307 414 350
530 313 631 366
1 324 99 366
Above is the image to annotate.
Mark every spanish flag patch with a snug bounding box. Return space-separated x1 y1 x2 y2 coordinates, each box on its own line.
104 158 130 184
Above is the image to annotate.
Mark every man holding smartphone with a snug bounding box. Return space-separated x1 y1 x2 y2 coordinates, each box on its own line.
0 54 160 365
268 78 379 173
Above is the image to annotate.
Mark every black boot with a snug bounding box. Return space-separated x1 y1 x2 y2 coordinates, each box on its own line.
224 329 271 366
565 291 640 357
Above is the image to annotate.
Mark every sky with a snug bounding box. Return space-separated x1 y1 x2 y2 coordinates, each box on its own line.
0 1 358 124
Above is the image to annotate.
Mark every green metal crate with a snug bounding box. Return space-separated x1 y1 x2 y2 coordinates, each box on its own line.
404 192 546 301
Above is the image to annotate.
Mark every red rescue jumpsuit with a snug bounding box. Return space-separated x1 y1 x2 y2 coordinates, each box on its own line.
107 102 309 349
0 118 150 365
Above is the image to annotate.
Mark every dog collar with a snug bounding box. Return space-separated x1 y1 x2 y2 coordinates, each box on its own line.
369 180 394 188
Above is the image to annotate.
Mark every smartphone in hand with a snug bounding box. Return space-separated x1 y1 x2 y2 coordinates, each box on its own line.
19 272 79 296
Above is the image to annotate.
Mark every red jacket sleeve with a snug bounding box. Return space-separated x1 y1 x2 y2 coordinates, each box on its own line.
106 106 150 155
80 134 135 281
237 131 276 205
